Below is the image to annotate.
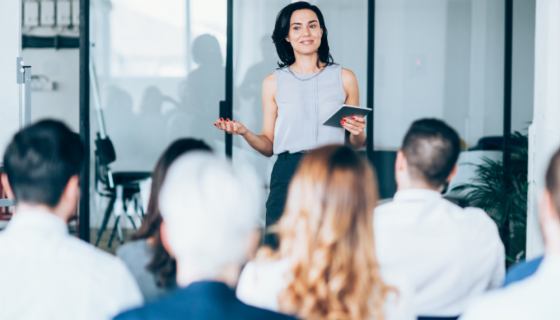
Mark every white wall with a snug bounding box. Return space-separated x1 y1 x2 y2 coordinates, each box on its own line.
0 1 21 157
22 49 80 131
527 0 560 259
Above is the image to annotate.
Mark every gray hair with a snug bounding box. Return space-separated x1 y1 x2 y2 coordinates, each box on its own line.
158 152 263 276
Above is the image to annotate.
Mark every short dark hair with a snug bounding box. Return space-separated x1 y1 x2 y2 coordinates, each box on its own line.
546 147 560 216
3 120 85 207
272 2 334 68
401 119 461 188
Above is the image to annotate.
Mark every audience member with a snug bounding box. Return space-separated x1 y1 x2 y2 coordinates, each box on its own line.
114 152 297 320
237 145 414 320
502 255 543 287
460 147 560 320
116 139 211 301
374 119 505 317
0 120 142 320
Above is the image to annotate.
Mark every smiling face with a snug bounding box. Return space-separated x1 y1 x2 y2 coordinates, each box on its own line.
286 9 323 57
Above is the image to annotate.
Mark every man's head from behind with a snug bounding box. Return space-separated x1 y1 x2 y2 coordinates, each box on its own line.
1 120 84 220
396 118 461 191
158 152 263 287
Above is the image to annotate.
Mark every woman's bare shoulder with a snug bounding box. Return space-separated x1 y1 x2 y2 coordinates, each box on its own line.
263 72 277 86
341 68 357 81
262 73 277 98
341 68 359 91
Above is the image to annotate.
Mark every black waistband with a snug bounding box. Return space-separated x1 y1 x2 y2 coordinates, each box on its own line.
277 151 307 160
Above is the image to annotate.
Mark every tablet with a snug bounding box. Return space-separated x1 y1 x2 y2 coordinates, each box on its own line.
322 105 372 128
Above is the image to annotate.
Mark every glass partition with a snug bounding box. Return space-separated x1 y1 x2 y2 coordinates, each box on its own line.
373 0 506 198
89 0 227 248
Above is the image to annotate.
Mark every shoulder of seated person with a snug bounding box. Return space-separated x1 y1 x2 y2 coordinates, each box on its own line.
460 288 528 320
113 307 144 320
374 199 396 212
64 236 133 275
116 239 148 256
458 205 497 223
244 258 290 274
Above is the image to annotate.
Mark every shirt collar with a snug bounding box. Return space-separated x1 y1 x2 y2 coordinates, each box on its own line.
392 188 443 203
6 209 68 236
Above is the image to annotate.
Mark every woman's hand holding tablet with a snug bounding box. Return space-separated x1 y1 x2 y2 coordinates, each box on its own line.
322 104 370 136
341 116 366 136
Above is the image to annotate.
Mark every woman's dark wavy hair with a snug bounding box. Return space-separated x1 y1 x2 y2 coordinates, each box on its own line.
272 2 334 68
131 138 211 288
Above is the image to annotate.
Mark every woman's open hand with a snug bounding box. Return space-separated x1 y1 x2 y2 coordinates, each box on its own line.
214 118 248 136
341 116 366 136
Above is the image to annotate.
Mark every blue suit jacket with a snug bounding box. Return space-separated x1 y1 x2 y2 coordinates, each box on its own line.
114 281 298 320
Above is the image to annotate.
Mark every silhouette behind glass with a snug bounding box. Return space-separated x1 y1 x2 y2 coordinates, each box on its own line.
103 86 141 168
238 35 278 134
168 34 225 149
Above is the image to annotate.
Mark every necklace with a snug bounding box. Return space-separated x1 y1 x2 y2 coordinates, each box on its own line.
288 66 326 81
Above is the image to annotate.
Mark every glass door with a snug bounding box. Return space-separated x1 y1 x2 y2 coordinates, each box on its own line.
88 0 227 247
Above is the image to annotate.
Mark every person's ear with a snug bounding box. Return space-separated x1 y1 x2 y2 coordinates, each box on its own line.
244 228 261 261
539 190 557 224
67 175 80 198
62 175 80 207
57 175 80 222
160 221 174 257
446 165 458 183
395 151 406 173
1 173 14 200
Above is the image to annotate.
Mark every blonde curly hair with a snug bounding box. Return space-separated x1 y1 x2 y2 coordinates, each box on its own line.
272 145 395 320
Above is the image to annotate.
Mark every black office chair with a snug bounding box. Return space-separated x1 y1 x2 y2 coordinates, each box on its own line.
94 134 151 247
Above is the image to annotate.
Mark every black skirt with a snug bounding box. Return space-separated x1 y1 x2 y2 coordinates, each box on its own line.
264 152 305 248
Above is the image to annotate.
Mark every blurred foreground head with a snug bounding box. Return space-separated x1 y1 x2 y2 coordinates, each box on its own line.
276 145 393 320
158 152 263 282
542 147 560 254
397 118 460 190
1 120 84 220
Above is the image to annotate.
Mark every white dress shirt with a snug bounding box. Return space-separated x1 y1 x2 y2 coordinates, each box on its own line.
460 254 560 320
236 259 416 320
374 189 505 317
0 210 143 320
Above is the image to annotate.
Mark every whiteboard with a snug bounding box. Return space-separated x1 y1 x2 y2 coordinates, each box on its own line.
0 1 21 160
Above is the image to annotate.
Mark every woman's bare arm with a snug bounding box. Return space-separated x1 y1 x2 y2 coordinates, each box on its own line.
215 73 277 157
340 68 366 149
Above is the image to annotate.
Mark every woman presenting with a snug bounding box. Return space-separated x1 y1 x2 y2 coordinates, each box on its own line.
215 2 365 247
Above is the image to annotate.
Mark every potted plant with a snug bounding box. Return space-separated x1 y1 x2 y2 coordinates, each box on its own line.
452 132 528 266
